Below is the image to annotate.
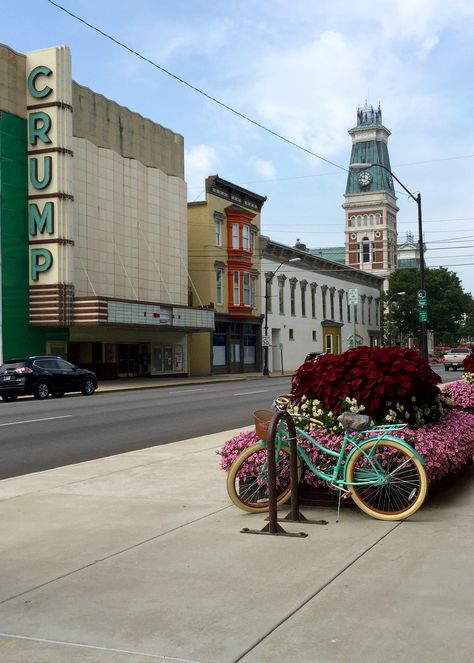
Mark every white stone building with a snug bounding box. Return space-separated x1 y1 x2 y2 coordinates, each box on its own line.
262 238 383 373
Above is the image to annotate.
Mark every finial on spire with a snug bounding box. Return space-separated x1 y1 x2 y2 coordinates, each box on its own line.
357 102 382 127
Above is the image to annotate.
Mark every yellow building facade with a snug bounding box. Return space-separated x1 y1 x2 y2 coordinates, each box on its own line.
188 176 266 375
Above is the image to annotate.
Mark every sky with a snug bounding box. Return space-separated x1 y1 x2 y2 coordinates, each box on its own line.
3 0 474 295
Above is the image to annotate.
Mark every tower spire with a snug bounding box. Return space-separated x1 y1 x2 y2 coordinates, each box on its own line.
342 103 399 280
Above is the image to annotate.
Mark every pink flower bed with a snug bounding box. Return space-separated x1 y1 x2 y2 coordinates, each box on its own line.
218 410 474 485
442 380 474 409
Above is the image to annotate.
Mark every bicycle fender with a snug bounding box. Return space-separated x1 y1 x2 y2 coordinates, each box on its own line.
344 435 426 468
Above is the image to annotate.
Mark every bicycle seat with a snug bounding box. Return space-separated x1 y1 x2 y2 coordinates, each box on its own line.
337 412 371 431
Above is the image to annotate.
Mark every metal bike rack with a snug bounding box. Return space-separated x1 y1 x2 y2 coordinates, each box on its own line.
240 409 329 537
278 415 329 527
241 409 307 538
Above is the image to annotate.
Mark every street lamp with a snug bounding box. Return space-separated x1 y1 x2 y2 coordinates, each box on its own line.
349 162 428 359
263 257 301 376
384 291 406 345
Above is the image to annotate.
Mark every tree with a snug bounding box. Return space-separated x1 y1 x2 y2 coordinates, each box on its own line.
385 267 473 346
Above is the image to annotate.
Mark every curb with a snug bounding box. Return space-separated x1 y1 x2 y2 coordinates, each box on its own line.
96 373 294 394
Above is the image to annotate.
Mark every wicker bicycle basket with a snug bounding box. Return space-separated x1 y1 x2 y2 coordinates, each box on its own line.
253 409 276 442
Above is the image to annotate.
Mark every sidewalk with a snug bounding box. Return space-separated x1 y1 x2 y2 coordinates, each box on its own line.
0 427 472 662
95 371 293 394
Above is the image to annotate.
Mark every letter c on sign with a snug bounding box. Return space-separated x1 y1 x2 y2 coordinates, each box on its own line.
27 66 53 99
31 249 53 281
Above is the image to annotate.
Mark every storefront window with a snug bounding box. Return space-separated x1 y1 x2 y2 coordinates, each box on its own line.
243 324 256 365
213 324 227 366
163 346 173 372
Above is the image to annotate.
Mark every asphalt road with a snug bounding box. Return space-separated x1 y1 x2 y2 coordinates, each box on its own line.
0 364 462 480
432 362 464 382
0 377 292 479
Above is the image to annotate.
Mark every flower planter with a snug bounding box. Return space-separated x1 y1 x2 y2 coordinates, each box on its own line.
297 458 473 510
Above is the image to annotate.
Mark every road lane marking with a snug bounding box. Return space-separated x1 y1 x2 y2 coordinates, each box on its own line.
0 415 72 427
167 388 207 394
233 389 272 396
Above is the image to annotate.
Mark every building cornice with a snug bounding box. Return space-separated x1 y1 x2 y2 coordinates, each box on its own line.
261 236 384 288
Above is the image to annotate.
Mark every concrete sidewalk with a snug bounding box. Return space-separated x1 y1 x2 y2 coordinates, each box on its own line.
0 428 472 662
94 372 292 394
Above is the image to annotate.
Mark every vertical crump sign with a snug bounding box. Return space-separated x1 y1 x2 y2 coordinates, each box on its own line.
26 46 75 325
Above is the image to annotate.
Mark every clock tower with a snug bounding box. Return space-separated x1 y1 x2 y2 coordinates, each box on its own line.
343 103 398 280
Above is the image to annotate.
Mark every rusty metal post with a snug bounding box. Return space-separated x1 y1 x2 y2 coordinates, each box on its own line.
241 410 307 537
279 411 328 526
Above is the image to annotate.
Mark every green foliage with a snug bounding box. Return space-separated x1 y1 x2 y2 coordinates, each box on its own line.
386 267 474 345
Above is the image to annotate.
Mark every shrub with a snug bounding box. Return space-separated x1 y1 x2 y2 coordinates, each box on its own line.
217 410 474 484
290 346 449 427
443 380 474 409
463 353 474 376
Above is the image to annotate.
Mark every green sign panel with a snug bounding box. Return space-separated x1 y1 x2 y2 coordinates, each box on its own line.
419 309 428 322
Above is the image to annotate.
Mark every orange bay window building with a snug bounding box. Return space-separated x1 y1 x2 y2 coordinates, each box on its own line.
188 176 266 375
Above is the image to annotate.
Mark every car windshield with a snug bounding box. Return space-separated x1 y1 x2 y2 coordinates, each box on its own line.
450 349 469 353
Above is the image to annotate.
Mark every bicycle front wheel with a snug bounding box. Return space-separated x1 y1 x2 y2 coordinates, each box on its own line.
345 440 428 521
227 443 301 513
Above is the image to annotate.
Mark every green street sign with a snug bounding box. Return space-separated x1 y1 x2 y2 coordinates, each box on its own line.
419 309 428 322
417 289 428 302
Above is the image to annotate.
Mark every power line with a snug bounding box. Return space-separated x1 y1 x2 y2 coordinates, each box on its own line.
47 0 346 173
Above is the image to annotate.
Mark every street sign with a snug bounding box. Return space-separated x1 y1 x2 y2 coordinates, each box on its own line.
417 289 427 302
418 309 428 322
262 335 271 347
348 288 358 305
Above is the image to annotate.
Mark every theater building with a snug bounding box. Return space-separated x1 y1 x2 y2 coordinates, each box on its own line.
0 43 213 378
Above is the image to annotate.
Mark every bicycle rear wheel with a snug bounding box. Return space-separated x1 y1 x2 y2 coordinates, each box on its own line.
227 443 301 513
345 440 428 521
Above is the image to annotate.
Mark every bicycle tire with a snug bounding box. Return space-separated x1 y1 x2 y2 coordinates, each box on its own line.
345 439 428 521
227 443 301 513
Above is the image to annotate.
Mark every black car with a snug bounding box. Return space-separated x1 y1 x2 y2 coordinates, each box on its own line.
0 356 98 402
304 351 325 362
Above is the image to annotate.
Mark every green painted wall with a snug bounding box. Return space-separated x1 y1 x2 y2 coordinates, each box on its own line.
0 110 68 359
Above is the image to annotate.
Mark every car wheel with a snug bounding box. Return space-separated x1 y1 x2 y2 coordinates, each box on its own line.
444 366 450 371
34 380 51 400
2 394 18 402
82 378 96 396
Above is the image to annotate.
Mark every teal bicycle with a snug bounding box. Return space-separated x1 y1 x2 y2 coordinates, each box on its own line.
227 396 428 521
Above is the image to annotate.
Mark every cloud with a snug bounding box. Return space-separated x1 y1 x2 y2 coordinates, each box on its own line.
244 30 367 161
248 156 276 180
185 144 218 200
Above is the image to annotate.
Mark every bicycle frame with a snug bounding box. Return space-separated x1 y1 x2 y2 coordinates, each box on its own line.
261 419 425 490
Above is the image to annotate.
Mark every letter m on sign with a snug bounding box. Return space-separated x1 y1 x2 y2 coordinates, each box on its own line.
29 202 54 236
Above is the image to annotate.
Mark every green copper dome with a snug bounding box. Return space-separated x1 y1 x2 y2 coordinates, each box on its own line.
345 104 396 196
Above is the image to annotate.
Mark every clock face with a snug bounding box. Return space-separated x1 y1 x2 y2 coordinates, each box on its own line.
358 171 372 187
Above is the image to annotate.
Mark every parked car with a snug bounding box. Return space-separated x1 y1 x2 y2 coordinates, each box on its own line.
443 348 472 372
0 356 98 402
304 351 325 362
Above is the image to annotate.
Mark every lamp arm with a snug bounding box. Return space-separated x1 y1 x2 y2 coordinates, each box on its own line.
372 162 418 204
